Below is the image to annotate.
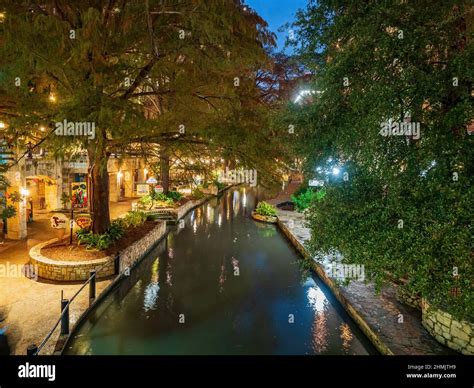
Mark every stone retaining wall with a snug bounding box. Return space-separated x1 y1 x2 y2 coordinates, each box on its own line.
422 300 474 355
29 240 115 281
396 286 421 311
119 221 166 271
175 199 206 220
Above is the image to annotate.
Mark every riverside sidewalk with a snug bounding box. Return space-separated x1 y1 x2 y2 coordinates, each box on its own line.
0 200 136 355
277 210 455 355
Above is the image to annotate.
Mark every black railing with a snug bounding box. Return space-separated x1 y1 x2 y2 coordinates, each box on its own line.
29 253 120 355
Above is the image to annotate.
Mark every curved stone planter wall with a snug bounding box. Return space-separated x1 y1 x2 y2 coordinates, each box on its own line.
422 300 474 355
251 211 277 224
29 239 115 282
118 221 166 271
29 222 167 282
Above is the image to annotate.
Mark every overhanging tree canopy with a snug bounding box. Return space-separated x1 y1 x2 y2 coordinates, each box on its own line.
288 0 473 319
0 0 285 233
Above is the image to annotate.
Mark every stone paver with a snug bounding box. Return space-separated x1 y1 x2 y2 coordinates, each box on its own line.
0 200 135 355
277 210 456 355
267 179 302 206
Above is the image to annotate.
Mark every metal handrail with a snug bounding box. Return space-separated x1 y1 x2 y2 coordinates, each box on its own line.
33 254 119 355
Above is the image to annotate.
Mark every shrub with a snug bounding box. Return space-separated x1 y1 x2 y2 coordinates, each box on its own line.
123 211 147 228
76 211 145 250
255 201 277 217
291 188 326 212
60 192 70 209
138 195 153 209
108 221 125 240
166 191 182 202
77 231 112 250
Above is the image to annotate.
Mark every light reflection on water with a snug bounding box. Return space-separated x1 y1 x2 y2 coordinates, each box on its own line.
66 187 377 355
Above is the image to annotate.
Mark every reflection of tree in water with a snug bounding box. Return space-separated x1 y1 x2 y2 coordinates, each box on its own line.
307 287 329 353
339 323 353 353
253 220 277 238
218 256 226 293
311 311 328 353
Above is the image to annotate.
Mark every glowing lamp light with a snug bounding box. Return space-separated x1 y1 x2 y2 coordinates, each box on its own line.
332 167 341 176
49 94 57 103
294 89 314 104
0 121 5 129
39 126 46 132
20 188 30 197
117 171 123 180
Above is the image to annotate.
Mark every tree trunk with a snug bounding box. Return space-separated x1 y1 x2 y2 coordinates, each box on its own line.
88 136 111 234
160 145 170 194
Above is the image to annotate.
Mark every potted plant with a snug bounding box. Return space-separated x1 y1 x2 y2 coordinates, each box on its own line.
0 191 21 243
60 192 71 210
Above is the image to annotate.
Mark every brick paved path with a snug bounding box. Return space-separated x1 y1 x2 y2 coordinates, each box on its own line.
277 210 456 355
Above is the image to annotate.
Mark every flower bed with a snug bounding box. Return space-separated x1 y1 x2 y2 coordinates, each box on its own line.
29 221 166 282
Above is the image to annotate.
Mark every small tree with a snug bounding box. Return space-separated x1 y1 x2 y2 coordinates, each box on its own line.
0 189 20 242
60 192 70 210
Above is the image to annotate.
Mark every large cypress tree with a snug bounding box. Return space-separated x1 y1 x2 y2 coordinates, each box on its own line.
0 0 277 233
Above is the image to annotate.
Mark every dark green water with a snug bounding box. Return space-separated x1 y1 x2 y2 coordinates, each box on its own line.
65 187 376 355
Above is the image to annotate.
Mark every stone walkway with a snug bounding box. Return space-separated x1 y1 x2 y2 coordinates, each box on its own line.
277 210 456 355
0 200 136 355
267 179 302 206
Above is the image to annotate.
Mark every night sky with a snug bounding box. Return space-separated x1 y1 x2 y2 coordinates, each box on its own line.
245 0 309 52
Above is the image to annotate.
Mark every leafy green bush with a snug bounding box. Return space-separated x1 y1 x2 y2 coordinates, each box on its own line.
291 188 326 212
77 231 112 250
255 201 277 217
166 191 183 202
138 192 179 209
76 211 146 250
123 211 147 228
108 221 125 240
138 195 153 209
